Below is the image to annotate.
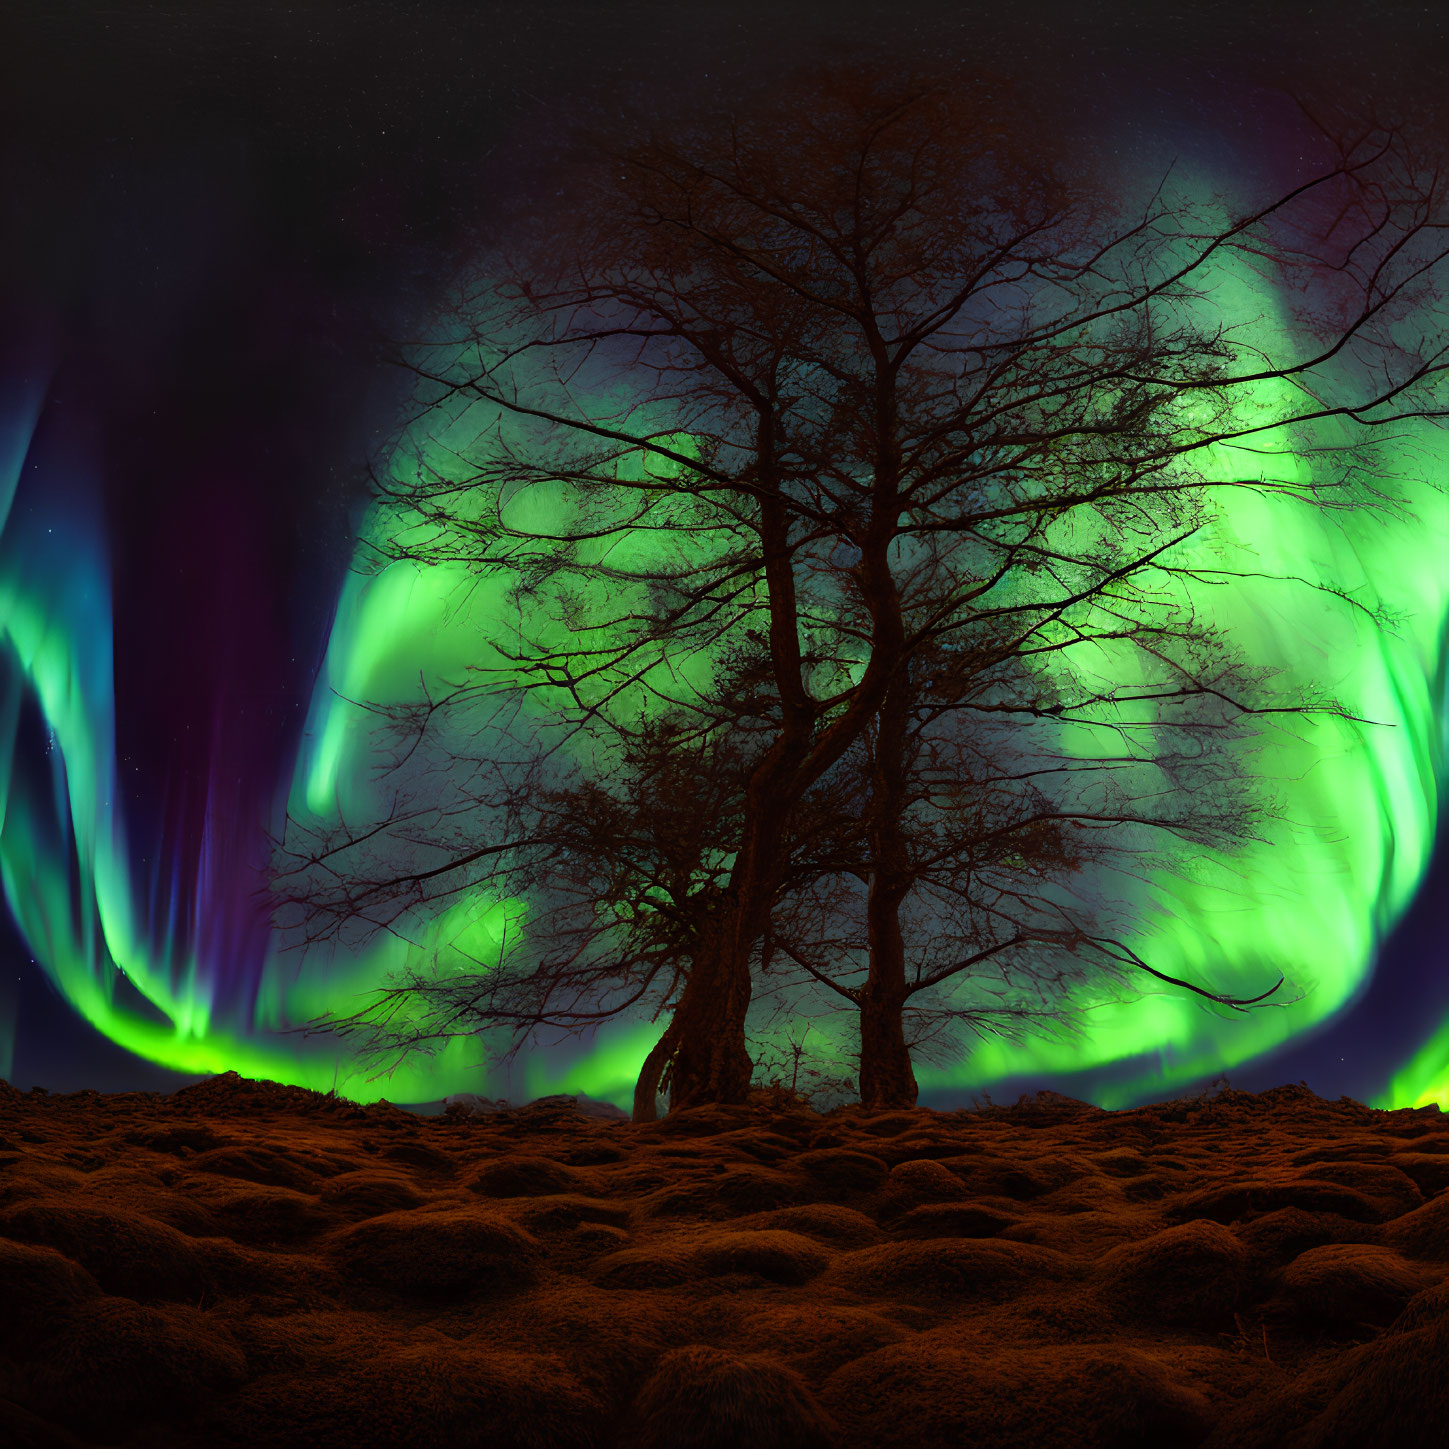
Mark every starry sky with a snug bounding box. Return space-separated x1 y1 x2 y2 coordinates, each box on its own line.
0 0 1444 1103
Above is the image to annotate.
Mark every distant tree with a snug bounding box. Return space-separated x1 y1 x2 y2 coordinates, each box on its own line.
276 68 1449 1116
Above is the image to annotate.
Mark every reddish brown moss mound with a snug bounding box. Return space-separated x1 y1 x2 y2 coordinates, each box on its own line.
201 1344 601 1449
325 1206 540 1298
0 1200 207 1301
629 1344 838 1449
823 1341 1211 1449
1093 1218 1248 1330
0 1238 101 1352
26 1297 246 1437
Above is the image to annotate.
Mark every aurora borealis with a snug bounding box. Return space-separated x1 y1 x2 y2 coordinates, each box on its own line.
1 2 1445 1113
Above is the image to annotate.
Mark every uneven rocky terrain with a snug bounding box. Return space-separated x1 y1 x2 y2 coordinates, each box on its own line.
2 1073 1447 1448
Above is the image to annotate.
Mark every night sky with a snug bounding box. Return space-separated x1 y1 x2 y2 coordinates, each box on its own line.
1 0 1444 1104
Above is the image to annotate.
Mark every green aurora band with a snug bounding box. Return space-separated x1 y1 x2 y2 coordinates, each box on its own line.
1 178 1446 1111
0 385 488 1102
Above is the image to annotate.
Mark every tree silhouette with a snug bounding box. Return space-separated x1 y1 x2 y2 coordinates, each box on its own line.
276 68 1449 1116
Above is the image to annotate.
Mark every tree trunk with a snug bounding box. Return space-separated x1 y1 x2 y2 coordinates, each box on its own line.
631 1018 680 1123
663 926 755 1112
857 679 919 1111
630 920 756 1119
857 975 918 1109
857 874 919 1108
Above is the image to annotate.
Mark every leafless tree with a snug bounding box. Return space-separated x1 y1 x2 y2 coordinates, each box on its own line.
276 66 1449 1117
